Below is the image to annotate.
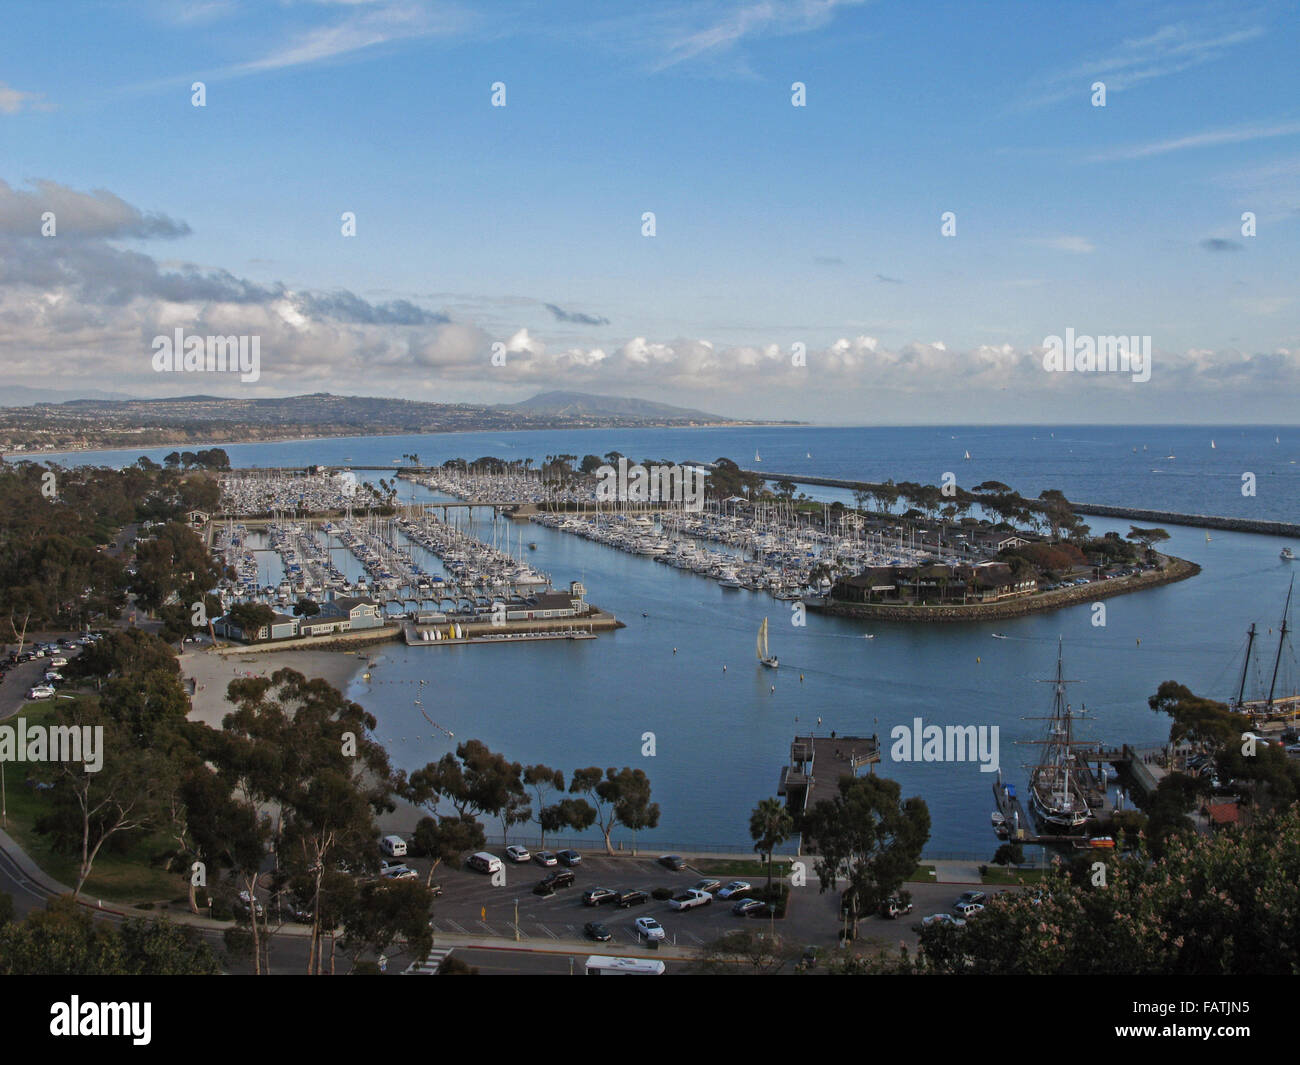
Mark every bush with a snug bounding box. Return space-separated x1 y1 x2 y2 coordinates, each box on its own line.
651 887 673 901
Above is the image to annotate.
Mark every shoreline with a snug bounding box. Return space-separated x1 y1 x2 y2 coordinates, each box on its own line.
179 645 372 729
810 554 1200 622
1 420 796 461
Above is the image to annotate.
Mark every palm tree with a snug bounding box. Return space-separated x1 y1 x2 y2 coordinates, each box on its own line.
749 798 794 894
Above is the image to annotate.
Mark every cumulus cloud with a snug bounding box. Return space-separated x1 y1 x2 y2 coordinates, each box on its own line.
544 303 610 326
0 179 189 239
1 179 1297 405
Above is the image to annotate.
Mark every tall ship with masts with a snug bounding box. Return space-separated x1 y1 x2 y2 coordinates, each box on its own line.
1026 641 1095 832
1228 576 1297 725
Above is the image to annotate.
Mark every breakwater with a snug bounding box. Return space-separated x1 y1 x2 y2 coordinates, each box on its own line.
739 470 1300 537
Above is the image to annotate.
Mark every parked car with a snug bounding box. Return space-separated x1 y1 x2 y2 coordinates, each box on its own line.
658 854 686 871
692 878 722 894
49 657 68 667
27 686 54 700
733 898 770 917
954 890 986 908
582 887 619 907
616 889 649 908
880 895 912 918
505 845 531 863
954 900 985 917
634 916 666 942
667 888 712 911
917 913 966 930
715 881 751 900
584 921 613 942
533 850 558 867
557 849 582 867
380 866 418 881
236 890 265 919
43 671 63 683
532 869 576 895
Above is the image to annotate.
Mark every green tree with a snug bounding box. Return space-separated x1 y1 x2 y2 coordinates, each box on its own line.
800 774 930 938
569 767 659 854
749 797 793 893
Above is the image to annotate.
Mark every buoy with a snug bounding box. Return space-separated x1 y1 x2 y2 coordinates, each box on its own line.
770 685 776 693
722 665 727 672
672 647 677 654
1136 638 1140 645
800 674 804 682
976 656 981 663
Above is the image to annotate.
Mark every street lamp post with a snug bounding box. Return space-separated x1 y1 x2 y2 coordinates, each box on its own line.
513 898 519 942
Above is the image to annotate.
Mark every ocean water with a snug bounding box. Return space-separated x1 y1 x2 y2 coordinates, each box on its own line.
32 425 1300 856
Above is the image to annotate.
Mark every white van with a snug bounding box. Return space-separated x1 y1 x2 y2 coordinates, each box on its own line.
467 851 503 875
380 835 407 858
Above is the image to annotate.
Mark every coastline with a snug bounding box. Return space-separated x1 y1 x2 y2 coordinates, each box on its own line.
809 554 1200 622
1 419 797 461
180 646 372 729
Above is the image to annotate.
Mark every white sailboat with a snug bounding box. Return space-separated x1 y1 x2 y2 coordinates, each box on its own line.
1211 440 1216 449
963 450 971 461
757 617 779 669
755 449 761 463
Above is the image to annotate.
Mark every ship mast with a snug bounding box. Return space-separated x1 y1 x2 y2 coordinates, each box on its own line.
1236 623 1258 707
1267 576 1294 708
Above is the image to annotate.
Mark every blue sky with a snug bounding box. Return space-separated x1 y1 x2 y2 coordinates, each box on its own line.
1 0 1297 422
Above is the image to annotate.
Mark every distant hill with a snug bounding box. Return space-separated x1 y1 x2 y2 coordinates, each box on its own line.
1 385 137 407
0 391 775 454
503 391 723 422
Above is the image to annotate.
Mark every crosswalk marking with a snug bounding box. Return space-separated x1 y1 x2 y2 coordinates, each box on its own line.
404 947 453 975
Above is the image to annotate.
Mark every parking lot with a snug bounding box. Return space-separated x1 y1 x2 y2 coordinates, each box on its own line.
397 849 1012 951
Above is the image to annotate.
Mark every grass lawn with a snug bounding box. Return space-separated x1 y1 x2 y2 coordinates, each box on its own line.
982 865 1049 885
694 857 792 879
2 699 186 906
906 864 937 882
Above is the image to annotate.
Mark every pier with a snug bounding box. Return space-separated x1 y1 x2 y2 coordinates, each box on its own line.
778 733 881 818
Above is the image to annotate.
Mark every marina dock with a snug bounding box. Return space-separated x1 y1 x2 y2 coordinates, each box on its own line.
778 733 881 818
991 743 1167 847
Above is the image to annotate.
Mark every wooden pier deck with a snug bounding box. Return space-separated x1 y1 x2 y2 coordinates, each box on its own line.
778 734 881 817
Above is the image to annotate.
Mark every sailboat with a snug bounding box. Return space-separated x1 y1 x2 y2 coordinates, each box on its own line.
1283 547 1296 561
755 449 761 463
1228 578 1296 719
963 450 971 461
1026 641 1093 831
806 451 812 459
1211 440 1216 449
1206 531 1212 543
757 617 779 669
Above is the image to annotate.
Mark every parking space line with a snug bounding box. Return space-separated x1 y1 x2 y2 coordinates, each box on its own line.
477 921 497 935
536 923 559 940
446 919 468 934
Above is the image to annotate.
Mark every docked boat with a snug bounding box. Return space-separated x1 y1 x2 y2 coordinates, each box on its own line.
757 617 779 669
1027 642 1093 832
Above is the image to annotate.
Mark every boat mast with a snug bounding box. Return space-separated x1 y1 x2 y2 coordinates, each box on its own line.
1236 622 1258 707
1267 576 1294 708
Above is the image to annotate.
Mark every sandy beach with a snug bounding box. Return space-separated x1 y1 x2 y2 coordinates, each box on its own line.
179 646 372 728
178 645 429 833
